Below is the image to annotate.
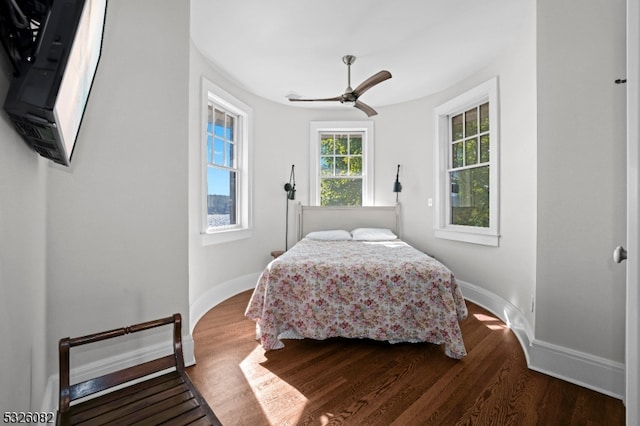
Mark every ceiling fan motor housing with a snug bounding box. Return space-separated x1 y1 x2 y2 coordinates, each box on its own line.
341 92 357 105
342 55 356 65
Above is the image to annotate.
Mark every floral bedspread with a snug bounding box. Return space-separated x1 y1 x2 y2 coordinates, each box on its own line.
244 239 468 359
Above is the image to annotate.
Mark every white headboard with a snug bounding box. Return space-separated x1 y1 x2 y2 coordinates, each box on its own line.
296 203 401 241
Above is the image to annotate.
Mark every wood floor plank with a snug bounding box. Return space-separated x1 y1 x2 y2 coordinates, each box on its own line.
188 290 625 425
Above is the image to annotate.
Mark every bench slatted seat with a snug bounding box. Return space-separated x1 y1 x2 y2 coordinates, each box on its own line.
56 313 221 426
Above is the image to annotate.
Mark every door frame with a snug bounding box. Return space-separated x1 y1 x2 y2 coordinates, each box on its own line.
626 0 639 422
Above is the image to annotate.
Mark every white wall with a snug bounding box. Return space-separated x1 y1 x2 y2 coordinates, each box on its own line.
0 73 48 412
45 0 191 374
536 0 626 362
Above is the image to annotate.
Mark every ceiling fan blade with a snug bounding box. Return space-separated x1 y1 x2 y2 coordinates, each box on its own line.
288 96 342 102
354 100 378 117
352 70 392 98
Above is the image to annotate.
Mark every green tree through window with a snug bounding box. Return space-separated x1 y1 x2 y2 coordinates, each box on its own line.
319 133 363 206
449 103 490 227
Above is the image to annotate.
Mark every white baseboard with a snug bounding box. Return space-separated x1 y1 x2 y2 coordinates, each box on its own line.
189 272 260 334
41 334 195 416
458 280 625 400
528 338 625 400
457 279 535 364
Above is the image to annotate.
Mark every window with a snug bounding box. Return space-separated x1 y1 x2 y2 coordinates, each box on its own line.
201 78 252 245
310 121 374 206
207 107 238 226
434 77 499 246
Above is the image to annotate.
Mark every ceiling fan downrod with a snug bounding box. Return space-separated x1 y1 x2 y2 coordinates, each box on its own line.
343 55 356 92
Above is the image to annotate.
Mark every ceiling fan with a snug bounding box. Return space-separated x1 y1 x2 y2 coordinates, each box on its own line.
287 55 392 117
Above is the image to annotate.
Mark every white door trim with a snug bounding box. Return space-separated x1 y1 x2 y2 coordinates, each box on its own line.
626 0 639 422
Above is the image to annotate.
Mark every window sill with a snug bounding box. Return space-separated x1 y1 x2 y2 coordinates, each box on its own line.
434 228 500 247
201 227 252 246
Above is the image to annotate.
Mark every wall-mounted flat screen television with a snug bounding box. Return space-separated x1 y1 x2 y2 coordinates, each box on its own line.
3 0 107 166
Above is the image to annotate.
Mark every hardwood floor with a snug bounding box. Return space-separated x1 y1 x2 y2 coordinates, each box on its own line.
187 290 625 425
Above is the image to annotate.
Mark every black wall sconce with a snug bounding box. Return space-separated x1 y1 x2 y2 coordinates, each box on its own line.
284 164 296 200
393 164 402 202
284 165 296 250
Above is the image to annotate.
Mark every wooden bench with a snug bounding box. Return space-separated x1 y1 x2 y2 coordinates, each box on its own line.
56 313 222 425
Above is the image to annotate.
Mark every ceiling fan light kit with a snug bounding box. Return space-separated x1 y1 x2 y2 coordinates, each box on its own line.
288 55 392 117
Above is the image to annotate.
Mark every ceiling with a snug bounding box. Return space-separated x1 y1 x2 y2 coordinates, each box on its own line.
190 1 530 111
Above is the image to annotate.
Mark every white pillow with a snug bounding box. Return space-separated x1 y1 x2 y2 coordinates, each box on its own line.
351 227 398 241
305 230 352 241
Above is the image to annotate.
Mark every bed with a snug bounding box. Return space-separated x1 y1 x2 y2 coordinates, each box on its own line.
244 204 468 359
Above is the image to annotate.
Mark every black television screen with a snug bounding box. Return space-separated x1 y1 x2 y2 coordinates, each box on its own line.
3 0 107 166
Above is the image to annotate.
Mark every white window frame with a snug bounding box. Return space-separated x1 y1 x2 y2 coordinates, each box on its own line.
434 77 500 246
309 121 375 206
200 77 253 245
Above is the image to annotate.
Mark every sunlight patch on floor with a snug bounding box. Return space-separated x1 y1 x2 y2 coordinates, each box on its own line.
320 412 335 425
240 345 308 425
473 313 507 331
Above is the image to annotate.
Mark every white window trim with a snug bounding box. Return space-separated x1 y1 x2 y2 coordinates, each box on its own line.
200 77 253 246
309 121 375 206
434 77 500 246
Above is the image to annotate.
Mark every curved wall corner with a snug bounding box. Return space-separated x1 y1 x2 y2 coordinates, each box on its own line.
459 280 624 400
189 272 261 334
